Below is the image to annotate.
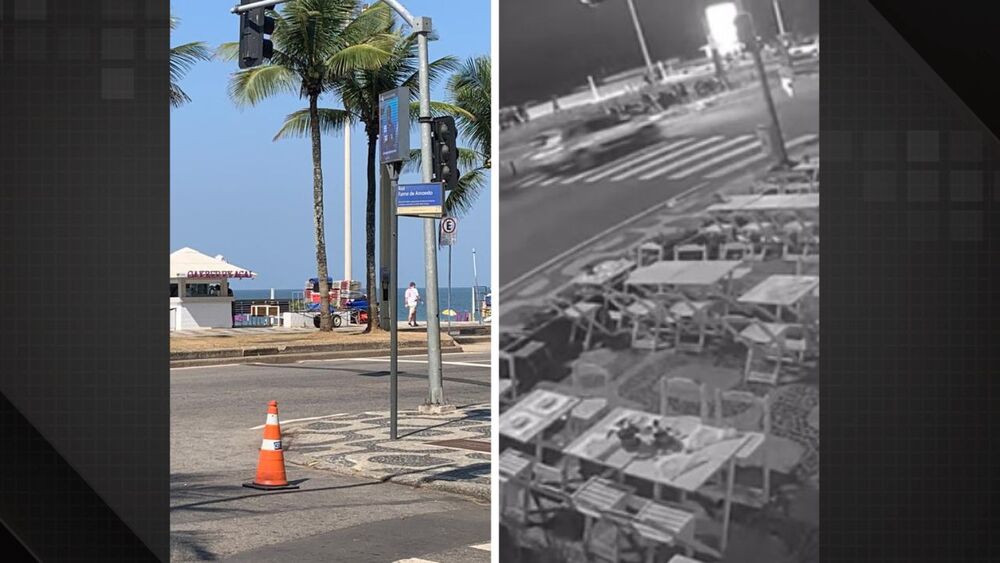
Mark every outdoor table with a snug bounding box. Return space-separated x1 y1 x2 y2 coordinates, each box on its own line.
739 322 795 344
668 556 703 563
738 275 819 322
625 260 742 289
498 378 514 403
499 389 580 459
565 407 763 554
739 193 818 212
573 258 636 288
706 195 762 214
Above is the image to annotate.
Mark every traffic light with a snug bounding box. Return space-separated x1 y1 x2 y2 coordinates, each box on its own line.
239 3 275 69
431 116 460 190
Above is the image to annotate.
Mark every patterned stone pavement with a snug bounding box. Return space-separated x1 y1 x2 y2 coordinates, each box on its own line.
281 404 491 501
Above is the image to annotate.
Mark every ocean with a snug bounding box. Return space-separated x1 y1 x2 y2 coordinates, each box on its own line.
234 286 488 322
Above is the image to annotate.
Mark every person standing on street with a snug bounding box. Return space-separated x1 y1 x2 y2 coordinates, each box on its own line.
405 282 420 327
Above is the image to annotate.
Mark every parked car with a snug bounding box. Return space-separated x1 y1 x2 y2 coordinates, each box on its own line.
789 37 819 60
527 113 660 172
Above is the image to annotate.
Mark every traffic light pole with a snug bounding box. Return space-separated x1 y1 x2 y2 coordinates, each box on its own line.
386 162 401 440
384 0 447 408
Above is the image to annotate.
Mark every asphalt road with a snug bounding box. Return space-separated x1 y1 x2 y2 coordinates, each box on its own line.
499 73 820 290
171 352 491 562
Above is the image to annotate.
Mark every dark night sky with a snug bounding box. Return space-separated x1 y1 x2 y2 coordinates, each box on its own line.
500 0 819 106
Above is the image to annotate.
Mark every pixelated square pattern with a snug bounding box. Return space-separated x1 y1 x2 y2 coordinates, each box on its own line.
949 131 982 162
825 131 853 161
102 29 135 61
948 170 983 202
907 170 940 202
950 211 982 241
102 0 135 20
13 28 47 61
146 28 169 61
14 0 47 21
908 210 939 241
863 170 897 202
863 131 897 162
101 68 135 100
907 130 939 162
58 29 92 61
995 173 1000 201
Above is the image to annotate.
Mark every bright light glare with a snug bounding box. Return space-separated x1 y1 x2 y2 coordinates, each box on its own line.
706 3 740 56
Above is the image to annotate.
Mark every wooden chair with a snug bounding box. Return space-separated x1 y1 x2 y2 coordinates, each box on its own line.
637 241 664 266
719 241 753 261
660 377 709 419
702 390 771 508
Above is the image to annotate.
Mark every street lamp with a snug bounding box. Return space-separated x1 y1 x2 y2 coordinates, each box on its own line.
580 0 658 81
735 10 791 168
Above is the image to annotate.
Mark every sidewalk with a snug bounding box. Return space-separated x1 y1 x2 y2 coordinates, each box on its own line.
281 403 491 502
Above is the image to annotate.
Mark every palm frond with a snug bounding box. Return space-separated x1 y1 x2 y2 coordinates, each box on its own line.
228 64 300 107
170 41 211 83
273 107 354 141
445 168 488 216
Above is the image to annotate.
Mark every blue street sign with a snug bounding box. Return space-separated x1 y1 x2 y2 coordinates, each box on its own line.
396 183 444 218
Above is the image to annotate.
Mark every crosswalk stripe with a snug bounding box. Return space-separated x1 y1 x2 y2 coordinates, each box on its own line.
519 173 548 187
703 133 818 179
667 138 761 180
613 136 726 181
560 139 677 185
637 134 755 181
470 543 491 551
539 175 562 187
585 138 696 183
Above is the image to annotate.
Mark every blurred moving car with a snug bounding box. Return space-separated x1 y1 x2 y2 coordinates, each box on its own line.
527 113 660 172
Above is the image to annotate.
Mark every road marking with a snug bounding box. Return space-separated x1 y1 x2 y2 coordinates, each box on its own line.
324 357 492 369
667 138 761 179
585 138 695 183
171 362 245 371
559 139 677 185
250 413 346 430
703 133 818 179
470 543 491 551
612 136 724 181
393 559 438 563
539 175 562 187
500 195 675 294
520 173 548 187
637 134 755 181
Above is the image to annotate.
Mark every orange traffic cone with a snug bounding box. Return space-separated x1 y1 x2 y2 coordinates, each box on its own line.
243 401 299 490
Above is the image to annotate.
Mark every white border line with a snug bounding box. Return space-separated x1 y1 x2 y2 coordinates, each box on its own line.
249 413 346 430
490 0 500 557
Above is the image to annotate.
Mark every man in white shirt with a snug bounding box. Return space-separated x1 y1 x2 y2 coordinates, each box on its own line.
404 282 420 327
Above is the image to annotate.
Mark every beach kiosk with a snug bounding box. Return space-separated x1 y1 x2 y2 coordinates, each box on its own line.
170 247 255 331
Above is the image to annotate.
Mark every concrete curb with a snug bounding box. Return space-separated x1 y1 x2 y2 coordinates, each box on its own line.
169 344 465 368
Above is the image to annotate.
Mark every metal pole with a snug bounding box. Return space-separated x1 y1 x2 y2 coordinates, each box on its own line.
773 0 787 36
387 163 401 439
472 248 479 325
745 13 790 166
344 124 352 281
384 1 444 407
230 0 288 14
417 22 445 406
448 245 452 335
625 0 656 79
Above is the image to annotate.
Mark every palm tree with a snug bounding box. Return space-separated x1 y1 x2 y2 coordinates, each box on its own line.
274 25 459 333
443 55 491 215
221 0 393 331
170 14 211 108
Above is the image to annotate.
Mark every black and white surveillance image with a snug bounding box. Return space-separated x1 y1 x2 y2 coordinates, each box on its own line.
498 1 819 561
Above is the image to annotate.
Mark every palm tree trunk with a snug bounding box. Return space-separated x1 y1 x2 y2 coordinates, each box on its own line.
310 92 332 332
363 130 379 333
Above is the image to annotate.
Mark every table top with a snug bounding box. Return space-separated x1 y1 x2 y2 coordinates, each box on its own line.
573 258 636 287
707 193 818 213
498 378 513 395
565 407 759 492
793 159 820 171
740 322 795 344
499 389 580 443
739 275 820 307
626 261 742 288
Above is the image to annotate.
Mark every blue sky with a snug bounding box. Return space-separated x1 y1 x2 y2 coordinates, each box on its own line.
170 0 491 291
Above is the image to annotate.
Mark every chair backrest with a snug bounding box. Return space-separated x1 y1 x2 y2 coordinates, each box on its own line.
714 389 770 435
660 377 708 418
674 244 707 261
721 242 752 260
